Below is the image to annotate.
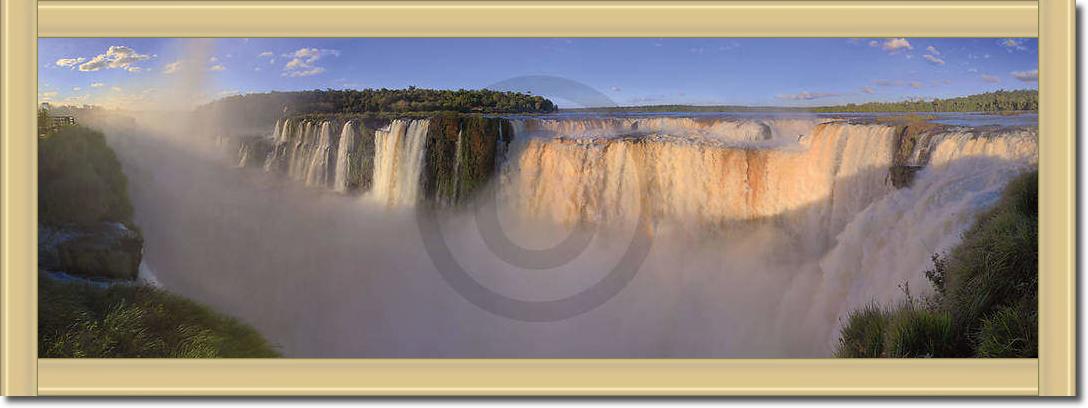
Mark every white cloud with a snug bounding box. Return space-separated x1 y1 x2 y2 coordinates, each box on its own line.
72 87 81 91
868 40 879 47
925 45 940 56
111 86 123 92
880 38 912 52
209 64 226 72
860 86 876 94
283 67 325 77
717 41 740 51
776 91 840 101
55 57 85 68
1011 69 1038 82
967 68 979 73
209 56 219 63
281 48 339 77
162 61 182 74
39 91 58 101
258 51 274 57
90 82 105 88
610 86 622 92
1000 38 1027 51
909 81 924 89
872 79 905 87
981 74 1001 83
79 45 152 72
922 54 945 65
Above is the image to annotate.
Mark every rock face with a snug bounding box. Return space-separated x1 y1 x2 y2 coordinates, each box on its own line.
422 113 513 205
40 223 143 280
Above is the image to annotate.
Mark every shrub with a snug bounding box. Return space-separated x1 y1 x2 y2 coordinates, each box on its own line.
834 303 889 358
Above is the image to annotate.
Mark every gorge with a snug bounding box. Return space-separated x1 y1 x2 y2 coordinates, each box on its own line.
105 109 1037 357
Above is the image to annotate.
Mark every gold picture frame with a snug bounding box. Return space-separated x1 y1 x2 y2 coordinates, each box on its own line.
1 0 1075 396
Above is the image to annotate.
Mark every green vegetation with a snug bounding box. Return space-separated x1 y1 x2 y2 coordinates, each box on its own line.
564 90 1038 114
197 87 556 132
812 90 1037 113
562 105 810 113
836 170 1037 358
40 275 279 358
39 125 134 227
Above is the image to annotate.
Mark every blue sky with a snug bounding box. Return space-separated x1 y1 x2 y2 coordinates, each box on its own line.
38 38 1038 109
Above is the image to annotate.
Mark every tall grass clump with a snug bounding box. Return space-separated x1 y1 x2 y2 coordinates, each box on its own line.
834 303 888 358
39 275 279 358
835 170 1037 358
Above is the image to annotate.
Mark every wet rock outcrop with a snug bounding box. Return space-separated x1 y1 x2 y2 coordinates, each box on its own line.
40 223 143 280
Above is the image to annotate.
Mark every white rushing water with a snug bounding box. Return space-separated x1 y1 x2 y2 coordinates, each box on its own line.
333 120 359 193
110 113 1038 357
369 119 430 207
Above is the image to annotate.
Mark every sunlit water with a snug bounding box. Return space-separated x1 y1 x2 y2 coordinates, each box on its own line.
103 112 1037 357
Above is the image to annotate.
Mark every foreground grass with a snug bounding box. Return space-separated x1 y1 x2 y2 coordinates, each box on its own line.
836 170 1037 358
39 275 279 358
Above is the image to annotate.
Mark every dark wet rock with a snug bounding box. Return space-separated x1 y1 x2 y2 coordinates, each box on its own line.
422 113 513 206
888 165 924 188
40 223 143 280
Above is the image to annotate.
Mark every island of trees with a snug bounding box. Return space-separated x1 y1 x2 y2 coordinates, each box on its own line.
200 87 557 117
195 87 558 132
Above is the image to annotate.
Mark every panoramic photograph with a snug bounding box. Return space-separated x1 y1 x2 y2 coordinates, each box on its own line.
37 38 1038 358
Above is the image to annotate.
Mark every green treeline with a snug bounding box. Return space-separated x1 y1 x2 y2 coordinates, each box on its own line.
564 90 1038 114
562 105 809 113
197 87 556 135
836 170 1037 358
200 87 552 124
811 90 1038 113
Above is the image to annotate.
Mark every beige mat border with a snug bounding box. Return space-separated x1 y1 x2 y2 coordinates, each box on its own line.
0 0 1073 396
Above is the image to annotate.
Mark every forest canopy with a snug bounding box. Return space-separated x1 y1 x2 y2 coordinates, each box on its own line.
194 87 557 132
199 87 557 117
810 89 1038 113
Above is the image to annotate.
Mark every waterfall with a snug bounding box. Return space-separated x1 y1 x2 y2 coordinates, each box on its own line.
204 112 1039 356
264 118 290 172
511 116 817 148
369 119 431 207
498 121 897 229
236 144 250 168
498 120 1035 229
286 121 315 181
333 121 358 193
304 121 336 187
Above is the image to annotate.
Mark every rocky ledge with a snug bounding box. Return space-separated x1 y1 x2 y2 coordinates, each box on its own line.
39 222 143 280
